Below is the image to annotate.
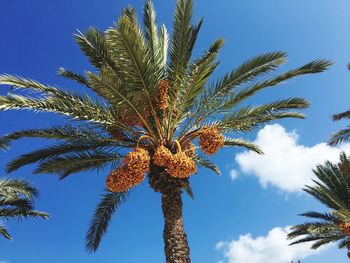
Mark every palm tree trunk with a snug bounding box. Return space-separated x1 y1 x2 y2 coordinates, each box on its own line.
161 187 190 263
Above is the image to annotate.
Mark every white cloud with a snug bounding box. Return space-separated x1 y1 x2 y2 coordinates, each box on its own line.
216 226 330 263
230 169 239 181
234 124 350 192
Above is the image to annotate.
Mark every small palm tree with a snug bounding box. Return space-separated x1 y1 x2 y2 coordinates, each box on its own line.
288 153 350 258
328 64 350 146
0 178 48 240
0 0 330 262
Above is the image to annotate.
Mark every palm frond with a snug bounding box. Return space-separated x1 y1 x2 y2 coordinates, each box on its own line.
57 67 90 87
177 39 223 116
289 153 350 250
0 74 61 95
159 25 168 69
86 190 129 253
168 0 197 94
182 180 194 199
228 60 331 105
74 28 116 70
0 125 106 150
0 207 48 220
0 224 12 240
299 211 338 222
0 74 117 125
159 25 168 70
0 178 38 199
200 52 287 106
218 98 308 132
193 155 221 175
0 93 114 125
200 59 331 117
224 137 263 154
143 0 164 75
107 8 159 96
328 127 350 146
0 178 49 231
6 139 123 173
34 151 122 179
333 110 350 121
86 73 153 133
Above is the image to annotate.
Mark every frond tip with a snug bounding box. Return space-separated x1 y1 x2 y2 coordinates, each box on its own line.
86 190 129 253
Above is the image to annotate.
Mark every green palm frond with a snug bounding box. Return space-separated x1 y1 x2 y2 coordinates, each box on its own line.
159 25 168 69
200 60 331 117
168 0 198 95
0 196 33 208
0 75 117 126
0 224 12 240
107 8 158 95
224 137 263 154
0 207 48 220
182 180 194 199
57 67 90 87
0 178 49 240
86 190 129 252
206 51 287 98
333 110 350 121
6 139 124 173
75 28 116 70
299 212 338 222
143 0 165 75
0 178 38 199
0 74 62 95
177 39 223 118
0 93 114 125
229 59 330 104
0 125 106 150
289 153 350 250
338 237 350 248
34 151 122 179
85 72 153 134
218 98 308 132
193 155 221 175
288 221 343 247
329 127 350 146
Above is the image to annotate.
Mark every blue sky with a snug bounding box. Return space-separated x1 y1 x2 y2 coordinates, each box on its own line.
0 0 350 262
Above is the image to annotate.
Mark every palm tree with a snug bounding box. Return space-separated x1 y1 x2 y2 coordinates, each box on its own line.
288 153 350 258
328 64 350 146
0 178 48 240
0 0 330 261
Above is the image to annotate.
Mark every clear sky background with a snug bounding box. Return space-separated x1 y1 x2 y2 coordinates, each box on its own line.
0 0 350 262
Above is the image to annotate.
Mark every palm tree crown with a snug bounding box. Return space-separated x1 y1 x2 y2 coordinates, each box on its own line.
288 153 350 257
0 0 331 259
0 178 48 240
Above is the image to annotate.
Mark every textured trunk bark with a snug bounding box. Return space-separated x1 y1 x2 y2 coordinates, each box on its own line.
161 187 191 263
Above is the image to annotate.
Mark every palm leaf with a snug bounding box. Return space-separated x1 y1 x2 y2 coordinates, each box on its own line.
6 139 122 173
168 0 197 95
224 137 263 154
0 224 12 240
0 178 38 199
328 127 350 146
0 125 106 150
193 155 221 175
57 68 90 87
34 151 122 179
86 190 129 252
